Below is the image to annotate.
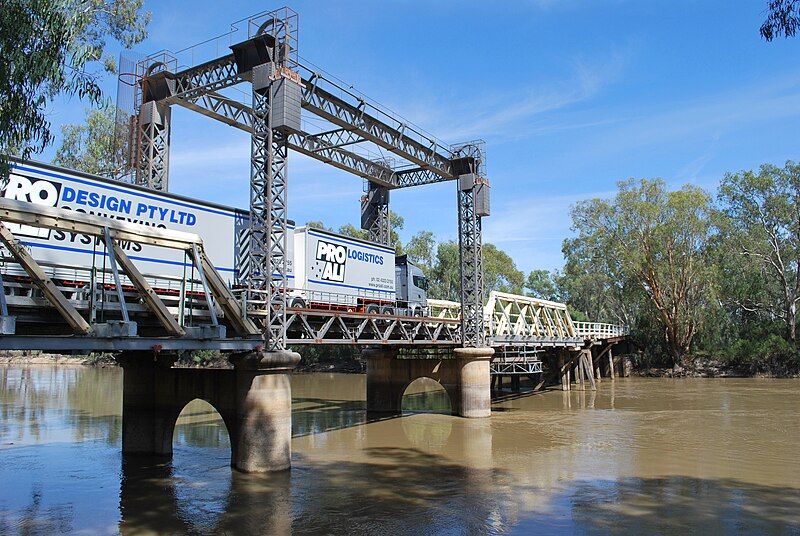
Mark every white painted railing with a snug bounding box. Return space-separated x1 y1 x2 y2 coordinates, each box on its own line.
573 322 629 339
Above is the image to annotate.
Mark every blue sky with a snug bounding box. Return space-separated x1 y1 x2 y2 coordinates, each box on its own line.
40 0 800 273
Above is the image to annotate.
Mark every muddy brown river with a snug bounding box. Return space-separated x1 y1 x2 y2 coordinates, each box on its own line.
1 366 799 534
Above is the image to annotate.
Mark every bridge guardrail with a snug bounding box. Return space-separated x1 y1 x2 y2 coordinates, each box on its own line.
573 322 629 339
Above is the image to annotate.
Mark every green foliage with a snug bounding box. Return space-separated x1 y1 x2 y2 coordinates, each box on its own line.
525 269 561 301
54 105 125 178
405 230 436 272
428 240 460 301
724 332 799 374
563 178 716 364
761 0 799 40
0 0 150 177
304 220 330 230
717 162 800 343
337 211 405 253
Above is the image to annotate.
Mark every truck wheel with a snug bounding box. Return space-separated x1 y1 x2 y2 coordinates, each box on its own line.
413 307 423 317
290 297 306 309
381 305 394 316
366 304 380 315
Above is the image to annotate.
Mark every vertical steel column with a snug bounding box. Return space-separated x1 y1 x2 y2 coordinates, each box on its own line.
361 182 391 245
458 185 484 347
370 203 390 245
136 101 171 191
250 63 289 351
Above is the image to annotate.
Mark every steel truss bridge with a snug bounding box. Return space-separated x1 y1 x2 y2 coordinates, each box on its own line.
0 195 626 375
0 7 627 375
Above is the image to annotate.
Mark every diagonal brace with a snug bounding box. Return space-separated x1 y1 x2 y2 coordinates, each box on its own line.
0 222 91 334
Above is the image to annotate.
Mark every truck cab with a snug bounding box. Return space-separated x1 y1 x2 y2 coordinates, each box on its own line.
395 255 428 315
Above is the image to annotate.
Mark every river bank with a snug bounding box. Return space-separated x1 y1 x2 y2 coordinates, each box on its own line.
3 351 798 378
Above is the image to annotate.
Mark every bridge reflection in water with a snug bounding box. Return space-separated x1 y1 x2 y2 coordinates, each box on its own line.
2 366 800 533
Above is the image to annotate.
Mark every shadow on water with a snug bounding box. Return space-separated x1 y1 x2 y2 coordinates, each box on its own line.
291 389 452 439
115 450 800 535
118 445 512 535
531 476 800 534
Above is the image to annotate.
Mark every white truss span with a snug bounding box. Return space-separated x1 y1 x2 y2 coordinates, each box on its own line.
484 291 578 345
429 292 627 347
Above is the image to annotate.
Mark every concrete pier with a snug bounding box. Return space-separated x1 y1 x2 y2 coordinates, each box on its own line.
118 349 300 473
365 347 494 418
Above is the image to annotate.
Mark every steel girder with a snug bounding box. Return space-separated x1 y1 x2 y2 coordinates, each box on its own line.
306 128 363 149
165 54 243 103
286 133 396 187
394 167 450 188
170 90 456 189
284 308 460 346
300 73 454 178
170 92 400 188
458 186 485 347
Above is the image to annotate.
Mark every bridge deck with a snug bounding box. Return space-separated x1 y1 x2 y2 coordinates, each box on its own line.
0 199 627 357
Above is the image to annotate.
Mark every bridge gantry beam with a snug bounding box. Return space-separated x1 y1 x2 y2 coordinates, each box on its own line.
132 8 493 356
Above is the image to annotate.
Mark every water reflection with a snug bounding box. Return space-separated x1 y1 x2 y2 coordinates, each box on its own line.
119 456 292 535
402 377 452 414
0 366 120 446
2 367 800 533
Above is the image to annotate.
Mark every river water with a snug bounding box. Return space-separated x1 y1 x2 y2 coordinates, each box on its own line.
1 366 799 534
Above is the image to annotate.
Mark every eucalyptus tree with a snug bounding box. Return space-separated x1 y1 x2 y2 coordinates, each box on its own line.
0 0 150 177
54 105 126 178
718 161 800 344
564 179 716 364
761 0 799 40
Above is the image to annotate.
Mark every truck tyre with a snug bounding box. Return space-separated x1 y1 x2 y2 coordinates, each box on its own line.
366 304 380 315
290 297 306 309
413 307 423 317
381 305 394 316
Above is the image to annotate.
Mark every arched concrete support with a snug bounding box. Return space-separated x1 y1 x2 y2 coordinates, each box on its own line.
118 349 299 473
364 347 494 418
119 351 181 456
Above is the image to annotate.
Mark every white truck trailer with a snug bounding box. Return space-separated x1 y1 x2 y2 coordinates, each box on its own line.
290 226 428 315
1 159 426 316
0 158 256 291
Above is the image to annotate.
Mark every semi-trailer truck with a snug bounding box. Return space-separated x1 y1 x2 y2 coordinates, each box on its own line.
1 159 428 315
290 226 428 315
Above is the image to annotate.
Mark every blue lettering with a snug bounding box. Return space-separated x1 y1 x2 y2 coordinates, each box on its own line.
62 187 76 202
88 192 100 208
136 203 148 216
120 199 132 215
186 213 196 226
76 190 88 205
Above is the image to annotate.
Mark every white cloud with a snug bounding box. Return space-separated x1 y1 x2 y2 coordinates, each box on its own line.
483 189 617 271
416 47 632 142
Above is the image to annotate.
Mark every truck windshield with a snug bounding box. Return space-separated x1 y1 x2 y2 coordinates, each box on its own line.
413 275 428 290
